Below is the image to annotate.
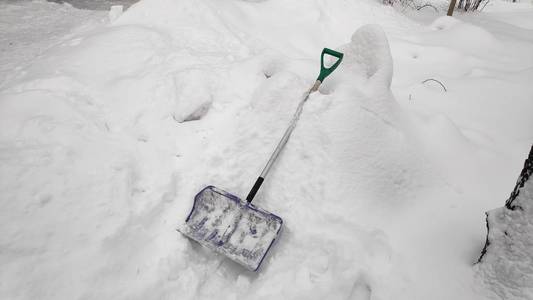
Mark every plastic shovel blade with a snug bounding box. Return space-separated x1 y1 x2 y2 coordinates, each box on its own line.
178 186 283 271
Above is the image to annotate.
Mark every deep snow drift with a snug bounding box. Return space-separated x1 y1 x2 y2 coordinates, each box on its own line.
1 0 533 299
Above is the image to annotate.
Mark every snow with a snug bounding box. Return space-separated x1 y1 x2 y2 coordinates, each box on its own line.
476 147 533 300
0 0 107 84
0 0 532 299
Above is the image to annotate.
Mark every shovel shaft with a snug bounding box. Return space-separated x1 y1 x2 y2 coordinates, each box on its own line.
245 47 343 204
246 80 321 203
259 80 320 179
246 176 264 203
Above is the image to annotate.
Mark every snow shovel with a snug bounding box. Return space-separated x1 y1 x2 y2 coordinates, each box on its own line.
179 48 344 271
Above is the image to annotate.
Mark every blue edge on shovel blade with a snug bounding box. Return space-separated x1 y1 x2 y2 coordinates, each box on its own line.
179 186 283 272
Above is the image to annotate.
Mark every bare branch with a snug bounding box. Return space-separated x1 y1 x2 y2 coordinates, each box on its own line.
421 78 447 92
416 3 439 11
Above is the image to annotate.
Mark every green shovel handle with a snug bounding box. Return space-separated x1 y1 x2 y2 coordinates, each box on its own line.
317 48 344 82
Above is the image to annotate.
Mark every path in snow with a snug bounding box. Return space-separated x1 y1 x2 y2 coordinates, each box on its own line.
0 0 107 85
47 0 139 10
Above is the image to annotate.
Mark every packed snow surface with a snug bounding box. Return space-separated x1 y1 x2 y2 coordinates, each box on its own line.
1 0 533 299
0 0 107 83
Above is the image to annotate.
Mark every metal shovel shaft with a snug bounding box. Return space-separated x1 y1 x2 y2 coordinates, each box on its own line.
260 80 321 179
245 80 321 202
246 49 344 203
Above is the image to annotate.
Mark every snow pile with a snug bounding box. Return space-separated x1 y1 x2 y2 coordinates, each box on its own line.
476 146 533 300
108 5 124 22
1 0 533 299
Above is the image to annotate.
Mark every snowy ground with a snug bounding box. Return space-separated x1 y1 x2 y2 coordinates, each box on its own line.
1 0 532 299
0 0 108 84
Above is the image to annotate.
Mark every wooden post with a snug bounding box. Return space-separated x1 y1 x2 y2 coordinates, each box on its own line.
447 0 457 16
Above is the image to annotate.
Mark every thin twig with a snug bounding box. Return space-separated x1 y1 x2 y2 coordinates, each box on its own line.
421 78 447 92
416 3 439 11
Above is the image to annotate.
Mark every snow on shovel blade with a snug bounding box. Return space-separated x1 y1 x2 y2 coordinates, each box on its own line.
179 186 283 271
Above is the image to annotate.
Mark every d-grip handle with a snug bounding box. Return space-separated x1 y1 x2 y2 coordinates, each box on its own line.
317 48 344 82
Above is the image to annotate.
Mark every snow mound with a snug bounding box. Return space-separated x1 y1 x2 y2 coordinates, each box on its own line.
314 24 433 213
0 2 442 299
423 16 501 55
476 146 533 300
340 24 393 91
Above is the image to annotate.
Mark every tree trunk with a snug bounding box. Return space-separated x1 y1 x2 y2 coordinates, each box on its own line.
447 0 457 16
